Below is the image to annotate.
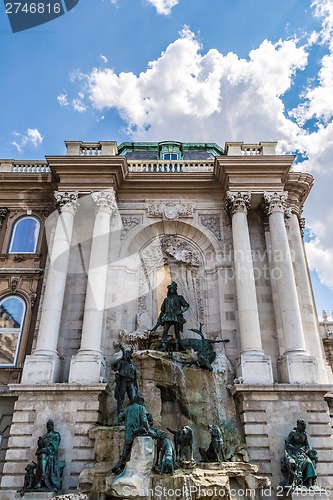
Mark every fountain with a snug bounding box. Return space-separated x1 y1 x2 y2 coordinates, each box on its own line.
77 282 271 500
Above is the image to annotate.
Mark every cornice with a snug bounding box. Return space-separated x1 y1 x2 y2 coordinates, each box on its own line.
214 155 295 193
46 155 128 192
285 171 314 215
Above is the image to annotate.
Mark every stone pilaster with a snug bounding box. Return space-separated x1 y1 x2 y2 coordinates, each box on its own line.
226 192 273 384
69 191 117 384
21 192 79 384
263 192 318 383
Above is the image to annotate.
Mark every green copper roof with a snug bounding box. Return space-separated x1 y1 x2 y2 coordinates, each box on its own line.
117 141 224 160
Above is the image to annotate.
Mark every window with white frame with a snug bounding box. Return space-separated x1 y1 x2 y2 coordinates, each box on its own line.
8 216 40 253
163 153 178 160
0 296 26 366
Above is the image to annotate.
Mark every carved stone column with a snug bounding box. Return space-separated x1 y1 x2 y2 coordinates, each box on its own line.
22 192 79 384
226 192 273 384
69 191 117 383
263 192 318 383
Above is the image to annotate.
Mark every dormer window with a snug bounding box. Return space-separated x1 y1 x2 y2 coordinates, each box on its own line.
163 153 178 160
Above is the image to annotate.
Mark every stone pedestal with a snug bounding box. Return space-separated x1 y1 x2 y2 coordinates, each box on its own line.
21 353 62 385
68 351 106 384
278 353 318 384
106 436 155 498
236 352 273 384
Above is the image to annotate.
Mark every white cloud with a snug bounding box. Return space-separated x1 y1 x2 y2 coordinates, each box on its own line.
146 0 179 15
100 54 108 64
11 128 43 154
74 27 307 146
57 92 69 107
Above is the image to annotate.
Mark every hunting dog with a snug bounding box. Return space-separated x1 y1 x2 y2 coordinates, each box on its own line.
199 424 225 462
167 426 194 462
155 430 176 475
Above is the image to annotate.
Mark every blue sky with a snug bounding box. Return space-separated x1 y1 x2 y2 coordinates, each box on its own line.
1 0 333 316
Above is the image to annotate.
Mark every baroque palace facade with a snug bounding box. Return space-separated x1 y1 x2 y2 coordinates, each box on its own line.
0 140 332 497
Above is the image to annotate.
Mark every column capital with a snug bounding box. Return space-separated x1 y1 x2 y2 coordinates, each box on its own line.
263 191 288 215
54 191 79 214
226 191 251 215
91 190 117 215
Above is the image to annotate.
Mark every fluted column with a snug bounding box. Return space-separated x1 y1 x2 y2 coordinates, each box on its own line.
226 192 273 383
69 190 117 383
22 192 79 384
264 192 318 383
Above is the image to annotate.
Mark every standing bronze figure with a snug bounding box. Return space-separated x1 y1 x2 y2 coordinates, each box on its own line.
110 343 140 423
151 281 189 351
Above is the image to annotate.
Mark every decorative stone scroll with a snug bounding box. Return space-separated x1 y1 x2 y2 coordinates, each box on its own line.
226 192 251 215
199 215 221 241
147 202 193 220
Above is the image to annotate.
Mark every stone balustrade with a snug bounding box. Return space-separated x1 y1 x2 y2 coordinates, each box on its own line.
0 161 49 173
128 160 214 172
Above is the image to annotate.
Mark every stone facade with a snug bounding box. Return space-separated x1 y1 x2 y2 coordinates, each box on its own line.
0 140 332 498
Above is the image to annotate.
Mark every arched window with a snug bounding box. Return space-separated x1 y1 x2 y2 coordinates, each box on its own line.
0 296 26 366
8 216 40 253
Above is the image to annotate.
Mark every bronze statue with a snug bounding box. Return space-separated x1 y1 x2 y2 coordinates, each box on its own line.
112 394 153 474
167 426 194 462
199 424 225 463
182 323 229 371
154 429 177 475
220 419 249 462
110 343 140 423
281 419 318 490
23 419 65 493
151 281 189 351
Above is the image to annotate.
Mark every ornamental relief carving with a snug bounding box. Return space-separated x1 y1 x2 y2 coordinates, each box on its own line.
146 201 193 220
199 215 221 241
138 235 204 323
120 216 141 240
